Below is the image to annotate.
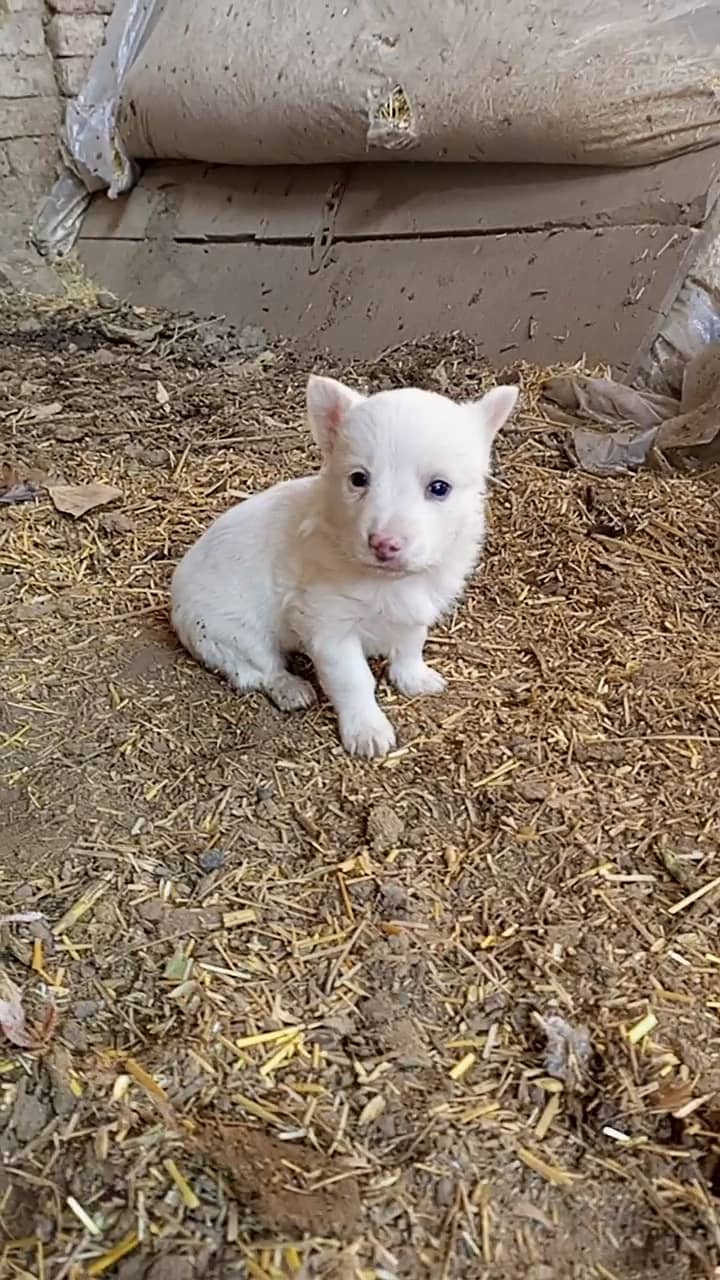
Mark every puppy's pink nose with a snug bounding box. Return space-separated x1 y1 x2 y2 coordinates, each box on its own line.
369 532 403 562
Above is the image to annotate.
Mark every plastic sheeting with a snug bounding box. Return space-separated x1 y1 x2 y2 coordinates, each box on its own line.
545 344 720 475
119 1 720 168
33 0 161 258
642 212 720 397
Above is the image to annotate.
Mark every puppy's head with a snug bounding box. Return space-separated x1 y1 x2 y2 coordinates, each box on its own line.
307 374 517 574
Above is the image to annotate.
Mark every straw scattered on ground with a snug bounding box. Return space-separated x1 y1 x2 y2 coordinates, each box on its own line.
1 294 720 1280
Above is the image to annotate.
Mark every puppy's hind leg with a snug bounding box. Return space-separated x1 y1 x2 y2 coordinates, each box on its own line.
176 615 316 712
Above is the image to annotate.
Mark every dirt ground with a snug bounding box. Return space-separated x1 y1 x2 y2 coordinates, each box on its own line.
1 290 720 1280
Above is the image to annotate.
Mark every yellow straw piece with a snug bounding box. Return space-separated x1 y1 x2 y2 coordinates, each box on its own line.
164 1158 200 1210
449 1052 476 1081
626 1012 657 1045
87 1233 140 1276
66 1196 101 1236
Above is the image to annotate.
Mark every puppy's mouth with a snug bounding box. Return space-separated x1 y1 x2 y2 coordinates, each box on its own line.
358 554 419 576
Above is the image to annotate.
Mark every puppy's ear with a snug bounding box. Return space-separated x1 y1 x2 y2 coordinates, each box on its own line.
466 385 519 441
307 375 365 456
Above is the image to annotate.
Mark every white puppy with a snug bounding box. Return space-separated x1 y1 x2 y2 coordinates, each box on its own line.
171 375 517 757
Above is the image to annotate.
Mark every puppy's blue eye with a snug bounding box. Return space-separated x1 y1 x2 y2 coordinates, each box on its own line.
427 479 451 500
349 470 370 490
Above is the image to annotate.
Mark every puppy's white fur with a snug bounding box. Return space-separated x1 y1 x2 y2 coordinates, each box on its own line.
171 375 517 757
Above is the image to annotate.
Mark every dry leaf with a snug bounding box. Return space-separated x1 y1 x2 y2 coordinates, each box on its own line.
156 381 170 407
653 1078 695 1112
0 482 44 506
533 1012 592 1088
0 972 55 1051
49 483 122 519
1 463 49 506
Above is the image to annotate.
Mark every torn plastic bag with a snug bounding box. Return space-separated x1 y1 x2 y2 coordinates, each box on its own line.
544 346 720 474
32 0 161 259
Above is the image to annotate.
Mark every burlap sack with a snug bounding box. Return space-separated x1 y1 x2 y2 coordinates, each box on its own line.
118 0 720 168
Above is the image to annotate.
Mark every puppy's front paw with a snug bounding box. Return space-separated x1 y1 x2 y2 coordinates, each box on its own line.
390 662 446 697
340 709 396 758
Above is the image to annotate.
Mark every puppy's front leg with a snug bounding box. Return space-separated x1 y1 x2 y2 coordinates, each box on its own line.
388 624 446 697
311 636 396 758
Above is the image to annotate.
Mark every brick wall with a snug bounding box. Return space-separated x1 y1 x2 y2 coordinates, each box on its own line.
1 0 110 234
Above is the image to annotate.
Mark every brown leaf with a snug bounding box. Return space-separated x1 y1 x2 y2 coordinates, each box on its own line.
49 483 122 519
653 1078 695 1112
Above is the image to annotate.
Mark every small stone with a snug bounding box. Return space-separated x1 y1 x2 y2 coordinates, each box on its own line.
53 423 84 442
516 779 548 802
71 1000 100 1020
115 1261 147 1280
137 899 164 923
61 1019 88 1051
198 849 225 873
435 1177 455 1207
139 447 167 468
146 1257 194 1280
99 511 134 536
96 291 116 309
94 348 118 365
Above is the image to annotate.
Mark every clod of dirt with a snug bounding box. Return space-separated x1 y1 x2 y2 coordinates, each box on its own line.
53 424 85 443
145 1258 194 1280
534 1012 592 1089
115 1260 149 1280
366 804 404 853
98 511 134 536
192 1121 361 1240
380 881 409 915
237 323 267 354
47 1046 79 1117
12 1081 50 1143
359 992 428 1063
515 779 549 802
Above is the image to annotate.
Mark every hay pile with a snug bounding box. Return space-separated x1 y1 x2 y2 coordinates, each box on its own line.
1 296 719 1280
